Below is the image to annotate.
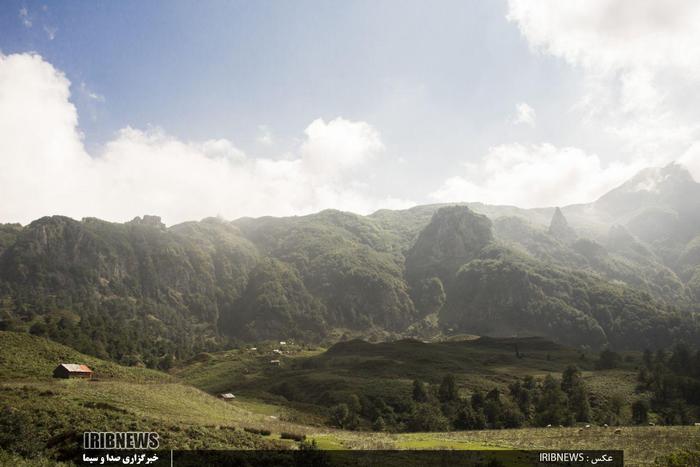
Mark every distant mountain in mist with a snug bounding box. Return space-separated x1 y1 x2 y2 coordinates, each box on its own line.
0 163 698 366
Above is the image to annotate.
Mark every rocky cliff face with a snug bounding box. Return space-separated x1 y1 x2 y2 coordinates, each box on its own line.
405 206 493 284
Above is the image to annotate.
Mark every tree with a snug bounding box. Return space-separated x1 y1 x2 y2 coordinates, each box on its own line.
500 399 525 428
331 403 350 428
631 400 649 425
471 390 485 410
347 394 361 414
561 365 582 394
569 384 591 422
415 277 446 315
642 349 653 370
372 416 387 432
158 353 174 371
483 399 503 428
669 344 691 373
407 403 450 432
509 380 534 420
535 375 572 426
412 380 429 403
29 321 48 337
486 388 500 402
596 349 622 370
454 402 485 430
0 316 21 332
561 366 590 422
438 374 459 403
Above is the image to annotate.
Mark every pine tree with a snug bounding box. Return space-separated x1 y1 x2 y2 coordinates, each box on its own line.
331 403 350 428
569 384 591 422
561 365 582 394
631 400 649 425
372 416 387 432
535 375 572 426
412 379 429 403
438 374 459 403
454 402 485 430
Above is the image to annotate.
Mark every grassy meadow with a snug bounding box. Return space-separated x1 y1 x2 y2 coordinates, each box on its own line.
1 331 699 466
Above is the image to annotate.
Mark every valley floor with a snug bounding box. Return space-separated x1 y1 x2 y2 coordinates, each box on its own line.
1 331 699 466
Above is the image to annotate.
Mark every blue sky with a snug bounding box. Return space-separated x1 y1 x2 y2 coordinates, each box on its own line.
1 1 699 224
3 1 566 148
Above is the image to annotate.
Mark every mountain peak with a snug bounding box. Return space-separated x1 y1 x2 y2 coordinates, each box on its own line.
594 163 700 218
405 206 493 284
620 163 694 194
127 215 166 229
548 207 577 243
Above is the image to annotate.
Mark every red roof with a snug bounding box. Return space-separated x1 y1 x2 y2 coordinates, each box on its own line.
58 363 93 373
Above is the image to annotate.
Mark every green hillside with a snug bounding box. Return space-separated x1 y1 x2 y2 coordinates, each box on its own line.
0 332 296 463
172 335 700 464
175 336 646 431
0 331 168 382
2 332 699 466
0 164 699 367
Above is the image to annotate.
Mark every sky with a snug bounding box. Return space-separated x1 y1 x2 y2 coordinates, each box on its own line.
1 0 699 225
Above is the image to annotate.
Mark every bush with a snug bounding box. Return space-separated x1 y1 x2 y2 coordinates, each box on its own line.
631 400 649 425
407 403 450 432
656 448 700 467
596 349 622 370
243 427 271 436
280 432 306 442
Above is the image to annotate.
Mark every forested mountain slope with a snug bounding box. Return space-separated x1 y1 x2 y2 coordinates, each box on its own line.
0 164 699 365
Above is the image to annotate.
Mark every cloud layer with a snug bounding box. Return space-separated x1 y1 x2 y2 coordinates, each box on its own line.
433 0 700 209
430 143 645 208
0 53 409 225
507 0 700 160
432 1 700 209
4 0 700 228
513 102 536 127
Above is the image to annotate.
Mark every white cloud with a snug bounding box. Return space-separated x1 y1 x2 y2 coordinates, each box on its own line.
679 144 700 181
19 7 32 28
256 125 274 146
513 102 536 127
79 81 105 102
0 53 410 225
0 53 94 223
507 0 700 158
429 2 700 212
300 117 384 178
507 0 700 74
44 25 58 41
430 143 646 208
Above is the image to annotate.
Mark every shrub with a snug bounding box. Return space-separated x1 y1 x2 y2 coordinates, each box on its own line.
280 432 306 442
631 400 649 425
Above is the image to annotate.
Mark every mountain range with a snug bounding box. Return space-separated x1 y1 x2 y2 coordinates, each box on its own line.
0 163 698 366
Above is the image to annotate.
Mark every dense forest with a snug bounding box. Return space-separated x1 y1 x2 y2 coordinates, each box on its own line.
324 343 700 433
393 344 700 433
326 367 606 433
0 164 699 367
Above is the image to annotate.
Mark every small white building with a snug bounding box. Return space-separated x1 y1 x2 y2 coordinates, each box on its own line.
270 359 281 366
219 393 236 401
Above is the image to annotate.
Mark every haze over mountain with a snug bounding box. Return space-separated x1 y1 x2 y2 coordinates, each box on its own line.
0 163 698 366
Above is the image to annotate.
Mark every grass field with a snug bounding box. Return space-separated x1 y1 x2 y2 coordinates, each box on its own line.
1 331 699 466
303 426 700 465
175 336 656 426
